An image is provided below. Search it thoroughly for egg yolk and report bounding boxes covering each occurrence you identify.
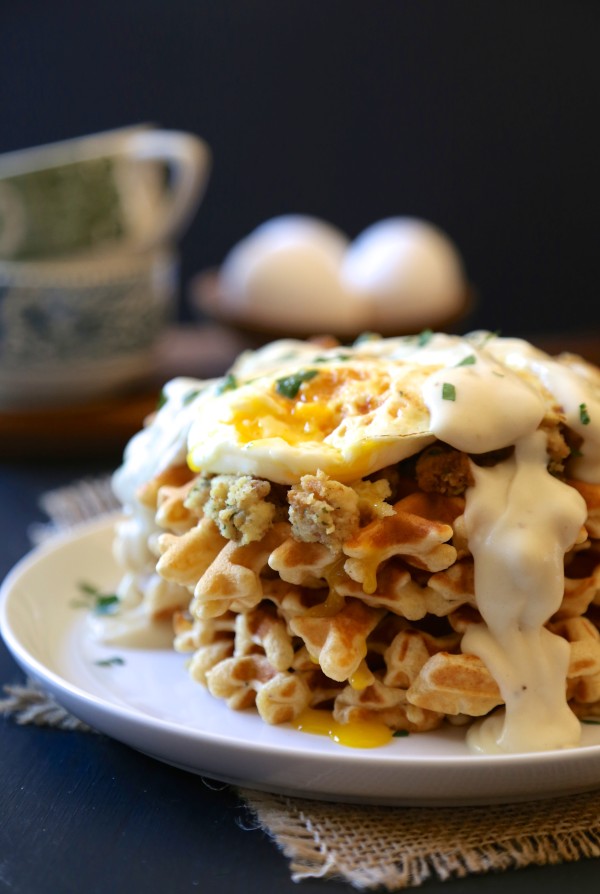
[230,393,338,444]
[348,660,373,691]
[292,708,393,748]
[229,366,389,447]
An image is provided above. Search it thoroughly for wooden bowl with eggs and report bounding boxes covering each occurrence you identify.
[190,215,475,345]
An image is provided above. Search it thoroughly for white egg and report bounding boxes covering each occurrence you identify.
[218,215,367,333]
[340,217,466,328]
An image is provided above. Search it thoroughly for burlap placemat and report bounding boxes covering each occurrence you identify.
[2,477,600,891]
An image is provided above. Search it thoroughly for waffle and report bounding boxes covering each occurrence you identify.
[190,522,291,618]
[342,493,459,593]
[136,464,196,510]
[234,603,295,672]
[333,677,444,733]
[288,598,384,682]
[205,654,278,710]
[156,516,227,588]
[268,537,336,587]
[407,616,600,718]
[406,652,503,717]
[568,480,600,538]
[155,476,200,534]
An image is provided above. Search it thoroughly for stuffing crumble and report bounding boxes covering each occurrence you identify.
[416,445,474,496]
[189,474,276,544]
[288,470,360,549]
[183,477,212,516]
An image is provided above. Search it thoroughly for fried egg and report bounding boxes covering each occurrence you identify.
[186,334,493,485]
[187,358,438,484]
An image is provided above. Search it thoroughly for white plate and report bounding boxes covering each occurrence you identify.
[2,515,600,806]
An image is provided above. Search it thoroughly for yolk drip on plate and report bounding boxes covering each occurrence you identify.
[292,708,394,749]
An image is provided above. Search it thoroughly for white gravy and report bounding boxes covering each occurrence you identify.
[423,345,590,753]
[462,432,585,752]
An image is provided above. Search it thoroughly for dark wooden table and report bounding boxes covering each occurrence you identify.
[1,327,600,893]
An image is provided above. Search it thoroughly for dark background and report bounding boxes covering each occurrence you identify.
[2,0,599,337]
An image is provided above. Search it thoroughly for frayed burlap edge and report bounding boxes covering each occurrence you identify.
[240,787,600,890]
[28,474,117,545]
[0,679,93,732]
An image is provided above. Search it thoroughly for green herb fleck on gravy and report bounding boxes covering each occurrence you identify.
[579,403,591,426]
[442,382,456,401]
[183,388,203,405]
[456,354,476,367]
[216,373,238,395]
[475,330,501,348]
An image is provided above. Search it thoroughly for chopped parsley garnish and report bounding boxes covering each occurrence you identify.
[76,582,120,615]
[275,369,319,398]
[94,656,125,667]
[393,729,410,737]
[313,353,351,363]
[456,354,476,367]
[579,403,591,426]
[417,329,434,346]
[475,330,501,347]
[216,373,238,395]
[442,382,456,401]
[156,389,168,410]
[582,718,600,724]
[183,388,203,405]
[94,594,120,615]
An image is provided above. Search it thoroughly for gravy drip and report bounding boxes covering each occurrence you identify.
[463,431,585,753]
[423,349,588,754]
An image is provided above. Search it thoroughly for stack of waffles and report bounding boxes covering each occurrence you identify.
[114,457,600,736]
